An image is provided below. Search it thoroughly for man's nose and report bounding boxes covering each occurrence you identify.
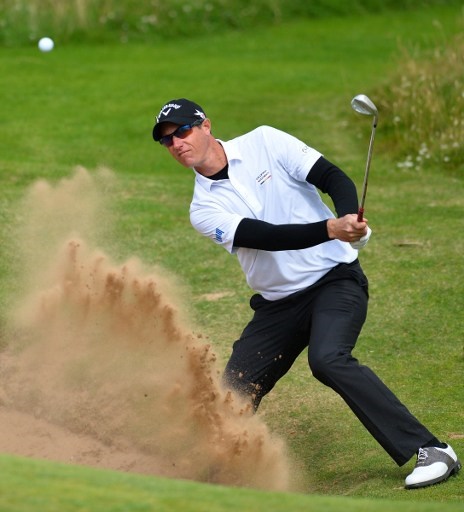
[172,135,184,148]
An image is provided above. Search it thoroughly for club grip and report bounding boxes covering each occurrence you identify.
[357,207,364,223]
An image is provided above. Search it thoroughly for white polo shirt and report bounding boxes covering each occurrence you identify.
[190,125,358,300]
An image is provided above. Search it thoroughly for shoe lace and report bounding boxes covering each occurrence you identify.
[417,447,429,462]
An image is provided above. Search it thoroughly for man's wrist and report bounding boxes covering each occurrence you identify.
[326,219,336,239]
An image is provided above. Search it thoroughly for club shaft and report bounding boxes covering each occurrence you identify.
[357,117,377,222]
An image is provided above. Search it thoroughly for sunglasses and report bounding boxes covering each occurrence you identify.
[159,119,204,147]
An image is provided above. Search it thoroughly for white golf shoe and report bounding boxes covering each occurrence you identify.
[405,444,461,489]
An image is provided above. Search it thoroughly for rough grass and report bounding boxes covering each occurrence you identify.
[375,31,464,174]
[1,0,462,46]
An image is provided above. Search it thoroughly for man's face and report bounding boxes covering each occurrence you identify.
[159,119,212,169]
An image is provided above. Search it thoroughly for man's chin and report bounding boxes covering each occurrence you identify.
[175,153,193,167]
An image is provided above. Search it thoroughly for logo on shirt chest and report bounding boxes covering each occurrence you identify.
[256,169,272,185]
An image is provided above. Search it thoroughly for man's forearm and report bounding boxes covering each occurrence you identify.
[233,218,330,251]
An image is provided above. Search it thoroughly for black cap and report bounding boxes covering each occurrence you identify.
[152,99,206,141]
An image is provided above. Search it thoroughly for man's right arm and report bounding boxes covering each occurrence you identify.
[233,218,330,251]
[233,156,367,250]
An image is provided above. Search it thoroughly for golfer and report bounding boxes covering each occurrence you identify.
[152,98,460,489]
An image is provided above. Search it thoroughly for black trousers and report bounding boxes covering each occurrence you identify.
[224,261,434,466]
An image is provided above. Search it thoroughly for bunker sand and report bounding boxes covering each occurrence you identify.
[0,168,294,491]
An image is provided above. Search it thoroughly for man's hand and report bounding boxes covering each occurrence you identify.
[327,214,368,243]
[350,226,372,250]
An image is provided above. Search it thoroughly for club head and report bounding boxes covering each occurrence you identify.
[351,94,378,117]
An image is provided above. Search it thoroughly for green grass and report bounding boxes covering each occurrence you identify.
[1,0,461,46]
[374,31,464,173]
[1,454,463,512]
[0,3,463,510]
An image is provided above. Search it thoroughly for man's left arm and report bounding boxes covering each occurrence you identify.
[305,156,358,217]
[307,156,372,248]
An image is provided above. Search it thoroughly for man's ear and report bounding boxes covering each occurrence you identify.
[202,118,212,134]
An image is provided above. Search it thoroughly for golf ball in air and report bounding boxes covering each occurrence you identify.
[38,37,54,52]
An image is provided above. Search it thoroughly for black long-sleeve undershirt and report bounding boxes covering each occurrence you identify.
[307,156,358,218]
[230,156,358,251]
[234,218,330,251]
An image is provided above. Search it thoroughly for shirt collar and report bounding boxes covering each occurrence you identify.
[220,138,242,163]
[193,138,242,191]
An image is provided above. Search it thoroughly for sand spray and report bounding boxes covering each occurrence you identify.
[0,168,295,491]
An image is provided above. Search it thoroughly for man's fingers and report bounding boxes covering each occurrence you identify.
[328,216,369,242]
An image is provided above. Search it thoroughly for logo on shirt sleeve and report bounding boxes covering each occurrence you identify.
[215,228,224,243]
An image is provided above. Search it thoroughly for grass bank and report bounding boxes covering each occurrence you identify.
[1,454,463,512]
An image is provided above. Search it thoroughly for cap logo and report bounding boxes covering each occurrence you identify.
[194,109,206,120]
[156,103,182,122]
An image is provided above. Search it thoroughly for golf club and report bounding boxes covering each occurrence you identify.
[351,94,378,222]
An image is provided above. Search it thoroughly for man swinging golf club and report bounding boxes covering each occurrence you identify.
[151,97,461,489]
